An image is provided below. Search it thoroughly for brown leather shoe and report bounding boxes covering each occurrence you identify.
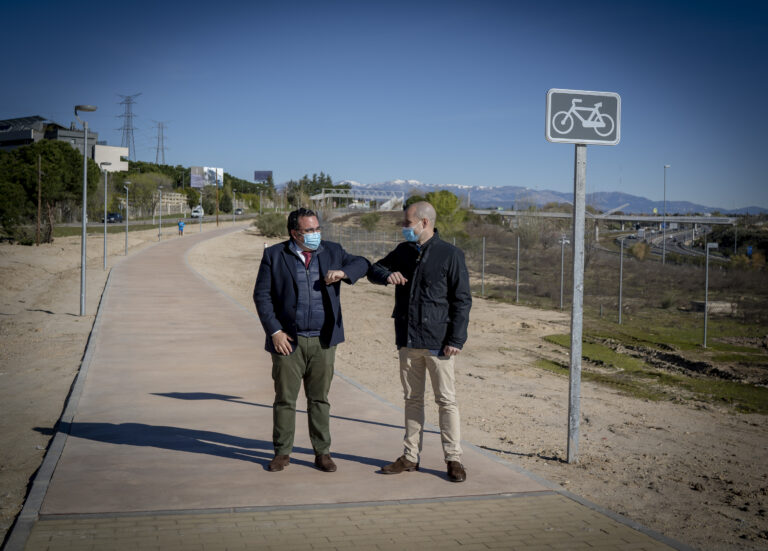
[314,454,337,472]
[268,454,290,472]
[447,461,466,482]
[381,455,419,474]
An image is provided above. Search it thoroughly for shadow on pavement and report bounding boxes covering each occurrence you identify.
[37,422,413,472]
[150,391,438,434]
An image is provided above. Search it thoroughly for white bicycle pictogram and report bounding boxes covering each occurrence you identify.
[552,99,615,137]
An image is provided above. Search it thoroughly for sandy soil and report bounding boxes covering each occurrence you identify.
[2,224,767,550]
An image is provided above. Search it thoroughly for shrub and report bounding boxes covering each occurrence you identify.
[360,212,380,232]
[254,213,287,237]
[631,242,650,260]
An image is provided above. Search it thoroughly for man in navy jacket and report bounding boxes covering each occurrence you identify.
[254,208,369,473]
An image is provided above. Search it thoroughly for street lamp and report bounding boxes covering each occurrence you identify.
[100,161,111,270]
[124,181,131,255]
[158,186,164,241]
[662,164,670,265]
[703,242,718,348]
[74,104,97,316]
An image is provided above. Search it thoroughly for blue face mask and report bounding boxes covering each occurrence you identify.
[302,232,321,250]
[402,227,418,242]
[402,221,421,243]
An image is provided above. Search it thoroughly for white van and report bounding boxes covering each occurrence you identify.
[191,206,204,218]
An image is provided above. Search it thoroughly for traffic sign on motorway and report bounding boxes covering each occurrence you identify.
[546,89,621,145]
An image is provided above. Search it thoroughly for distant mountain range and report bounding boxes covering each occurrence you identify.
[335,179,766,215]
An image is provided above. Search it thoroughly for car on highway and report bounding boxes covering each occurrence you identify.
[234,208,244,215]
[102,212,123,223]
[191,206,204,218]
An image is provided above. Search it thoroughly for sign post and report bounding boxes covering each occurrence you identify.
[546,89,621,463]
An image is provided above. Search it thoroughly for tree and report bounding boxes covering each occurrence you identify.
[185,187,200,208]
[219,189,233,213]
[405,194,426,208]
[424,189,466,237]
[0,140,99,243]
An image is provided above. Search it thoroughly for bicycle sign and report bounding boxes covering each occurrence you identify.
[546,89,621,145]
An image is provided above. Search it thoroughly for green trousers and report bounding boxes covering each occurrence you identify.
[271,336,336,456]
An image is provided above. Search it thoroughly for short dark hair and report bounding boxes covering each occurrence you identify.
[287,207,317,233]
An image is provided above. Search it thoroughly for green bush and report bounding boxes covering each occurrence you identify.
[254,213,287,237]
[360,212,380,232]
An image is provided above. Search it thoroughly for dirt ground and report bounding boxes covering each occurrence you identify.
[2,225,767,550]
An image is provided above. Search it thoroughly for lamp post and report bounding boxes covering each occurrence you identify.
[703,242,718,348]
[124,181,131,255]
[100,162,111,270]
[233,190,236,225]
[75,104,97,316]
[662,164,670,265]
[158,186,163,241]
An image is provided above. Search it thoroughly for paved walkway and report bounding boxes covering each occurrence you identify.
[6,227,690,550]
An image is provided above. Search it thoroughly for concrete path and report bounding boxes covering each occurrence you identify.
[7,227,689,550]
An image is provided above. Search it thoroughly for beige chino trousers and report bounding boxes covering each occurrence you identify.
[398,347,463,463]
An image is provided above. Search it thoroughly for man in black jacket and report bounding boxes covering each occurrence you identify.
[254,208,369,473]
[367,201,472,482]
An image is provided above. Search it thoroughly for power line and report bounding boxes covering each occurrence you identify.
[154,121,168,165]
[117,93,141,161]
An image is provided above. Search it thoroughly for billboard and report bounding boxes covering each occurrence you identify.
[191,166,205,188]
[254,170,272,183]
[205,167,224,188]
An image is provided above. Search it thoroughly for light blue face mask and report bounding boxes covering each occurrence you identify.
[402,227,418,242]
[302,232,321,250]
[402,221,421,243]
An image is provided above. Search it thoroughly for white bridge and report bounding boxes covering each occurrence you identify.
[311,188,405,211]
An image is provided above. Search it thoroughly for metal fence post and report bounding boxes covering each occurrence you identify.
[618,238,624,324]
[481,236,486,297]
[516,235,520,303]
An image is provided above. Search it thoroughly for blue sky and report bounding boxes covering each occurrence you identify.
[2,0,767,209]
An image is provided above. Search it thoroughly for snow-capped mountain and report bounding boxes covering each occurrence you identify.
[335,180,765,215]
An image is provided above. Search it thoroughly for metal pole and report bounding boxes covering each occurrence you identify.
[80,121,88,316]
[662,164,670,265]
[516,235,520,303]
[103,168,108,269]
[567,143,587,464]
[734,224,737,254]
[37,155,41,246]
[618,238,624,324]
[481,236,486,297]
[158,188,163,241]
[124,186,129,255]
[560,236,565,310]
[233,191,236,225]
[704,246,710,348]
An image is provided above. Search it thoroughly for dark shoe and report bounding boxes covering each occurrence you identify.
[268,454,290,472]
[314,454,337,472]
[381,455,419,474]
[447,461,466,482]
